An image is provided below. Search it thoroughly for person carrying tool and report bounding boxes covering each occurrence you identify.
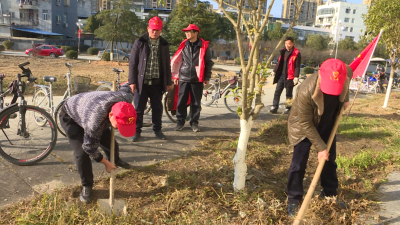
[59,84,136,203]
[285,58,350,216]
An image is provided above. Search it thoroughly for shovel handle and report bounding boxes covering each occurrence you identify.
[109,81,117,208]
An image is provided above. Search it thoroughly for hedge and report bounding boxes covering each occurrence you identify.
[234,57,241,65]
[303,66,315,74]
[87,47,98,55]
[101,52,110,61]
[2,41,14,50]
[61,46,72,52]
[65,50,78,59]
[0,45,5,52]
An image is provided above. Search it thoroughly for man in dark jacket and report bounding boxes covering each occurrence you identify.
[270,37,301,114]
[171,24,213,132]
[128,16,172,142]
[59,85,136,203]
[285,59,350,217]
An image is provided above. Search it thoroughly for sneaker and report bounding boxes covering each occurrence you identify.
[115,159,133,169]
[191,124,200,132]
[174,124,184,131]
[130,133,141,142]
[319,190,347,209]
[269,106,278,114]
[79,186,92,203]
[287,202,299,217]
[284,107,291,114]
[154,130,166,140]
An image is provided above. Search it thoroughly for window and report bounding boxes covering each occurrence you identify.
[344,18,350,22]
[64,0,70,6]
[43,10,48,20]
[343,27,348,31]
[56,0,61,6]
[11,12,15,18]
[56,15,61,24]
[353,9,356,14]
[345,36,354,40]
[351,18,355,23]
[345,8,351,13]
[63,12,67,23]
[152,0,157,8]
[350,27,353,32]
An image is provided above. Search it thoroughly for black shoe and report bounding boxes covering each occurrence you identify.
[174,123,184,131]
[269,106,278,114]
[287,202,299,217]
[191,124,200,132]
[79,186,92,203]
[154,130,166,140]
[319,190,347,209]
[130,133,141,142]
[284,107,291,114]
[115,159,133,169]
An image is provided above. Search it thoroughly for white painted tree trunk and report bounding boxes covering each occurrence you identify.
[383,73,394,108]
[233,117,254,191]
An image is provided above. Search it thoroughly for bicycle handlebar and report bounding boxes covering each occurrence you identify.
[18,62,30,68]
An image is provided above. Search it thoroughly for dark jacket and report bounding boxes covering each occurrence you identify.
[287,67,351,152]
[179,39,213,83]
[128,33,172,94]
[273,47,301,85]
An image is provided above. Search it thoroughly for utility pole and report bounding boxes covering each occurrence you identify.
[76,19,83,54]
[9,12,12,37]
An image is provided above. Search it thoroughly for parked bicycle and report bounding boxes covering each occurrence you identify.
[0,62,57,166]
[201,73,241,113]
[33,63,91,137]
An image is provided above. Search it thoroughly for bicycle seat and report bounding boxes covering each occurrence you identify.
[43,76,57,83]
[113,68,124,73]
[65,63,72,68]
[216,73,225,77]
[0,74,5,79]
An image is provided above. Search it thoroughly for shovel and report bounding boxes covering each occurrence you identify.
[98,81,127,216]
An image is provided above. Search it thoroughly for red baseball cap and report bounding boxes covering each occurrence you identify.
[111,102,137,137]
[319,58,347,96]
[182,24,200,32]
[148,16,163,30]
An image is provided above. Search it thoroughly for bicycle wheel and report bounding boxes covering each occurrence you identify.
[96,84,112,91]
[163,95,191,123]
[32,89,50,127]
[54,99,67,137]
[224,88,242,113]
[0,105,57,166]
[201,83,217,106]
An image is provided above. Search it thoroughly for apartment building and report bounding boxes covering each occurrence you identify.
[315,0,368,42]
[0,0,77,38]
[282,0,323,25]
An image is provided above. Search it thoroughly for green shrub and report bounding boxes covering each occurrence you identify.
[0,45,5,52]
[61,46,72,52]
[54,45,62,48]
[2,41,14,50]
[80,45,90,52]
[87,47,98,55]
[234,57,241,65]
[65,50,78,59]
[303,66,315,74]
[101,52,110,61]
[70,45,79,51]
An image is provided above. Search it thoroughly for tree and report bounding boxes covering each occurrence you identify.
[83,15,102,33]
[356,35,389,59]
[267,23,285,40]
[364,0,400,108]
[338,37,357,50]
[305,34,330,51]
[215,0,304,191]
[217,13,237,42]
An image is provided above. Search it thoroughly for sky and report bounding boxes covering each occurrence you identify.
[208,0,364,18]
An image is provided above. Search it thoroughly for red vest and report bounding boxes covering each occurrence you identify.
[277,47,299,80]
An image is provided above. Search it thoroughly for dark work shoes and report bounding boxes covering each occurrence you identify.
[287,202,299,217]
[270,106,278,114]
[191,124,200,132]
[130,133,141,142]
[174,124,184,131]
[80,186,92,203]
[115,159,133,169]
[154,130,166,140]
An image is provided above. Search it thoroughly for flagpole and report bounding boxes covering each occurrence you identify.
[344,29,384,121]
[335,20,342,59]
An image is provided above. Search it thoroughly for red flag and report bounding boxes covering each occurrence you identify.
[349,30,383,78]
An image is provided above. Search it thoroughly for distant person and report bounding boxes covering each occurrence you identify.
[128,16,172,142]
[59,85,136,203]
[171,24,213,132]
[286,59,350,217]
[270,37,301,114]
[377,66,386,92]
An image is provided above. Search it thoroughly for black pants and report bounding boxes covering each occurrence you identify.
[59,107,120,187]
[287,120,338,204]
[176,82,203,126]
[272,74,294,108]
[134,84,163,134]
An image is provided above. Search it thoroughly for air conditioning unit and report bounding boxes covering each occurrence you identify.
[64,23,68,28]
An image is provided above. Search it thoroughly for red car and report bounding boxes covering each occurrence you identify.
[25,45,64,58]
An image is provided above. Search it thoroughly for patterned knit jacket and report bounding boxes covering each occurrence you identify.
[64,86,134,162]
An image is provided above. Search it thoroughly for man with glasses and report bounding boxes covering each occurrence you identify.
[128,16,172,142]
[170,24,213,132]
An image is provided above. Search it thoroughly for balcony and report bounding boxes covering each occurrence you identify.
[19,0,39,9]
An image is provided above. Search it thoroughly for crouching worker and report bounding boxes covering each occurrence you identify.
[59,84,136,203]
[286,59,351,216]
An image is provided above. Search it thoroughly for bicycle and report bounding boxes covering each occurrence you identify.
[201,73,241,113]
[33,63,91,137]
[0,62,57,166]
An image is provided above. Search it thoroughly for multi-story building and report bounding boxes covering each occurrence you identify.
[0,0,77,38]
[363,0,371,5]
[133,0,178,21]
[315,0,368,42]
[282,0,323,25]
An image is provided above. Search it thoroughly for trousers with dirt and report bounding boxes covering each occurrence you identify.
[272,74,294,108]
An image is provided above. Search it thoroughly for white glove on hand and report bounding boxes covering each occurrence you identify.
[271,71,275,77]
[293,77,299,86]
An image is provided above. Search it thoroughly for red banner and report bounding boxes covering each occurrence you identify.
[78,29,81,38]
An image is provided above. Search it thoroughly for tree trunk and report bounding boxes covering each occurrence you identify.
[383,66,395,108]
[233,117,254,191]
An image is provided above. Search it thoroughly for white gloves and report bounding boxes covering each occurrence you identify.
[293,77,299,86]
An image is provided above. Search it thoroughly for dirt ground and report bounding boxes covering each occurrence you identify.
[0,55,237,95]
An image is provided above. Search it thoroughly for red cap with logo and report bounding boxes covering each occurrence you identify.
[148,16,163,30]
[182,24,200,32]
[111,102,137,137]
[319,58,347,96]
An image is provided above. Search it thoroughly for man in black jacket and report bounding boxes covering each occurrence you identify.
[171,24,213,132]
[128,16,172,142]
[270,37,301,114]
